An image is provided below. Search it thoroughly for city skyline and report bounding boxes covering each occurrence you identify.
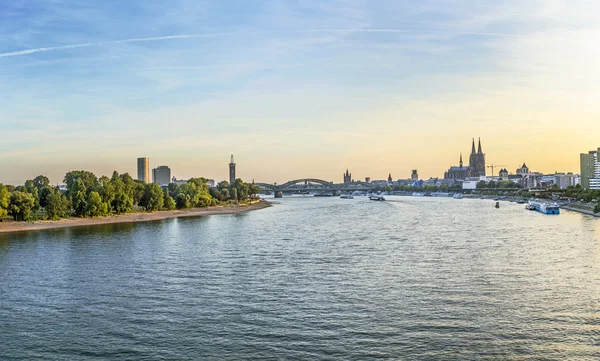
[2,1,598,184]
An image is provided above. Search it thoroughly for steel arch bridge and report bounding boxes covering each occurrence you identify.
[255,178,377,195]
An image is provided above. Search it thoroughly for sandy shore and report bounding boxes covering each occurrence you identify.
[0,200,271,234]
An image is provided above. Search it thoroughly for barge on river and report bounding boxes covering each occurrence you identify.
[528,200,560,215]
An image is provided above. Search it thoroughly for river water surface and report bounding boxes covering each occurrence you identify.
[2,196,600,360]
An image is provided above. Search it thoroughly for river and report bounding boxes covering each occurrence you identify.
[1,196,600,360]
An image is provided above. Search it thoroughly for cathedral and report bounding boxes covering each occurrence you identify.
[444,138,486,180]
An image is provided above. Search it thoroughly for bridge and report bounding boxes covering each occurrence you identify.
[254,178,377,198]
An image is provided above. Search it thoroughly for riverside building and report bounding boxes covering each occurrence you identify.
[580,148,600,190]
[153,166,171,186]
[137,157,150,183]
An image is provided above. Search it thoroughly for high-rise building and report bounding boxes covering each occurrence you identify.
[343,169,352,183]
[365,177,371,183]
[411,170,418,181]
[580,149,600,190]
[152,166,171,186]
[137,157,149,183]
[229,155,236,185]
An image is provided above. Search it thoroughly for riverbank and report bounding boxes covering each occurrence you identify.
[560,203,600,217]
[0,200,271,234]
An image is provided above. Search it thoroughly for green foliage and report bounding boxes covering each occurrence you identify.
[594,202,600,214]
[22,180,40,211]
[176,194,191,209]
[8,191,36,221]
[46,189,69,220]
[39,186,53,209]
[163,189,176,210]
[139,183,164,211]
[33,175,50,190]
[0,184,9,218]
[71,179,88,217]
[230,188,238,201]
[86,191,108,217]
[167,183,179,196]
[64,170,99,198]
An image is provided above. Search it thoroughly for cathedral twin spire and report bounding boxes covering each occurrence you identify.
[471,138,483,154]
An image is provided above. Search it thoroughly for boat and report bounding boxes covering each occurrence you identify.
[528,200,560,214]
[412,192,424,197]
[453,193,463,199]
[340,195,354,199]
[516,199,526,204]
[495,202,500,208]
[369,195,386,201]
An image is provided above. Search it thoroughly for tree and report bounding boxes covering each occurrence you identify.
[23,180,40,211]
[230,188,238,201]
[167,183,179,196]
[33,175,50,190]
[64,170,99,199]
[217,181,229,191]
[98,175,116,213]
[39,186,53,209]
[0,184,9,218]
[163,189,176,210]
[86,191,107,217]
[111,172,132,214]
[71,179,88,217]
[179,182,200,207]
[46,189,69,220]
[8,191,36,221]
[594,201,600,214]
[176,194,191,209]
[139,183,164,211]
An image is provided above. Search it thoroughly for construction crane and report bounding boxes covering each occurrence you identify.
[487,164,507,176]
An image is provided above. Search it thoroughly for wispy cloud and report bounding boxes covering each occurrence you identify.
[0,27,521,59]
[0,33,229,58]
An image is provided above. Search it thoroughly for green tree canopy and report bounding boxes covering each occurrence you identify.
[33,175,50,190]
[8,191,36,221]
[46,188,69,220]
[163,189,176,210]
[139,183,164,211]
[0,184,10,218]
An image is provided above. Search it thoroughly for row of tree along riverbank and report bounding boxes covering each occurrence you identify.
[0,171,260,222]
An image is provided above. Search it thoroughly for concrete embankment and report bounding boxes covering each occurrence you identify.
[560,205,600,217]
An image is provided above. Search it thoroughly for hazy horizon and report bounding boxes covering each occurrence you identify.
[2,0,598,185]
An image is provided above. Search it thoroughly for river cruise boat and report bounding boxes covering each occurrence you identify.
[528,200,560,214]
[369,195,386,201]
[453,193,463,199]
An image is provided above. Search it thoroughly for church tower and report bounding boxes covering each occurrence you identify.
[343,169,352,184]
[468,138,486,177]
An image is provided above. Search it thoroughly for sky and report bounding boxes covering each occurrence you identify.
[1,0,599,185]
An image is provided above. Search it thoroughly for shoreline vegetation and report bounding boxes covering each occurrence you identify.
[0,200,271,234]
[0,170,264,232]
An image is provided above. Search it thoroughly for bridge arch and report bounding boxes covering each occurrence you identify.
[254,182,278,191]
[278,178,335,190]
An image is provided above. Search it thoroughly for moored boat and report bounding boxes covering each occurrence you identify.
[340,195,354,199]
[369,195,386,201]
[453,193,463,199]
[528,200,560,214]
